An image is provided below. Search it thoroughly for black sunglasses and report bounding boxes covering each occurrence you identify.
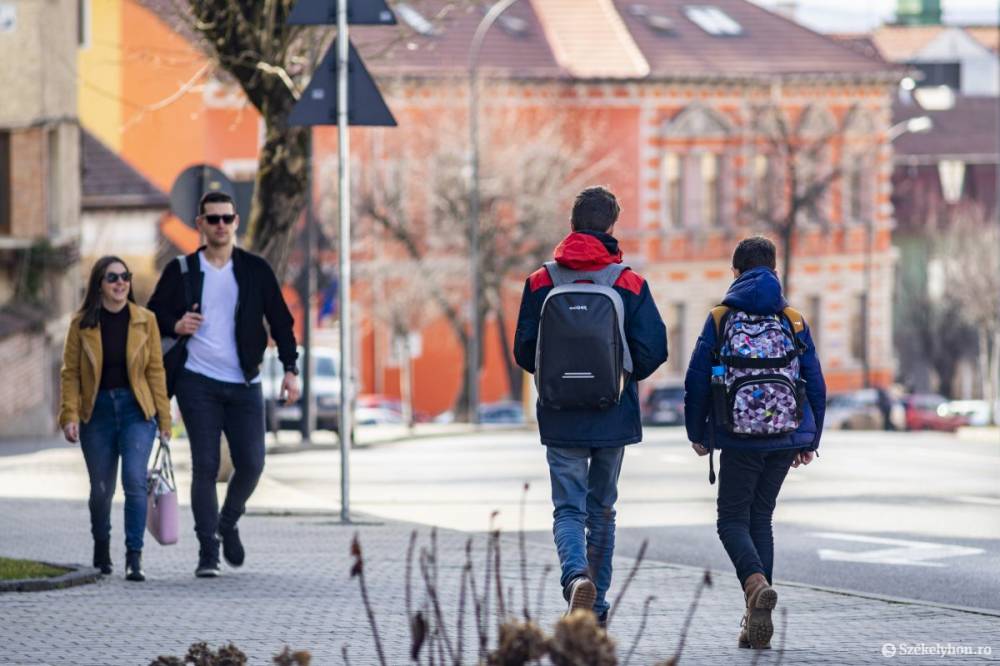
[203,214,236,225]
[105,271,132,284]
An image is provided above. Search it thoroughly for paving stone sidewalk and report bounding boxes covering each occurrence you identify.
[1,497,997,666]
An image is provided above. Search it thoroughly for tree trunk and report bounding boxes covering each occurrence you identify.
[247,120,311,279]
[453,304,487,421]
[779,216,795,297]
[494,293,522,401]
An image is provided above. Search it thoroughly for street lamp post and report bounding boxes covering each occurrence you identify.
[863,115,934,388]
[467,0,523,426]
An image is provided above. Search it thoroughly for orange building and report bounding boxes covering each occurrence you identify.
[78,0,900,417]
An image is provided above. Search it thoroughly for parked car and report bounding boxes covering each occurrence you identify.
[355,394,432,425]
[642,384,685,426]
[435,401,526,424]
[478,401,525,424]
[261,346,340,432]
[942,400,995,427]
[825,390,884,430]
[825,389,906,431]
[903,394,969,432]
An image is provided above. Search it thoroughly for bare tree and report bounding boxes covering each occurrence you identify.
[154,0,468,275]
[895,204,996,399]
[353,108,617,416]
[937,205,1000,407]
[744,105,851,296]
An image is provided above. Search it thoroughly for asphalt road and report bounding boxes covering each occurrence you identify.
[259,426,1000,612]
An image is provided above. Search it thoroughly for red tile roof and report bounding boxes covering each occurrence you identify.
[614,0,892,77]
[356,1,563,78]
[137,0,894,81]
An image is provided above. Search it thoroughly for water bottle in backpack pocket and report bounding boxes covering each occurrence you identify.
[535,262,633,410]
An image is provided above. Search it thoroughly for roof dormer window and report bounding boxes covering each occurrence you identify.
[629,4,677,34]
[683,5,743,36]
[396,3,440,37]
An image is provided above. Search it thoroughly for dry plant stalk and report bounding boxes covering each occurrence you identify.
[350,534,388,666]
[623,596,657,666]
[606,540,649,628]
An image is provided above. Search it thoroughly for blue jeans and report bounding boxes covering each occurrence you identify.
[716,447,798,586]
[546,445,625,617]
[79,389,156,552]
[175,369,265,550]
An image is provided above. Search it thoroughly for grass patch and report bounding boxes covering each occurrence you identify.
[0,557,68,580]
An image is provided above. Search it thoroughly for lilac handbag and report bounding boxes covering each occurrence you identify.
[146,438,179,546]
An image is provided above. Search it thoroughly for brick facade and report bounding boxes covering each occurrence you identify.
[0,332,51,437]
[350,76,897,412]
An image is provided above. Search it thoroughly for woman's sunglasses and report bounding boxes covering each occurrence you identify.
[105,271,132,284]
[204,214,236,225]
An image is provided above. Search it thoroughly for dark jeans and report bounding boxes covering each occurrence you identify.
[546,445,625,617]
[176,369,265,550]
[716,447,797,587]
[79,389,156,552]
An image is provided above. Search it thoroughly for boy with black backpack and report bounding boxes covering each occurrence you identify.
[513,187,668,624]
[684,236,826,649]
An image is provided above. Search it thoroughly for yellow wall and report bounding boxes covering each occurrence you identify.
[78,0,123,150]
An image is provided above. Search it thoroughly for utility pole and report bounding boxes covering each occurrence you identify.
[468,0,524,425]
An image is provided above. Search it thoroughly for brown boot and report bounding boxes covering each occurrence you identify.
[742,573,777,649]
[738,618,751,649]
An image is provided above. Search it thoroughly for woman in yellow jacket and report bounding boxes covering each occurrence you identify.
[59,256,171,582]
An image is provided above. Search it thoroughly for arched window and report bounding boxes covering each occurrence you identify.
[661,102,733,230]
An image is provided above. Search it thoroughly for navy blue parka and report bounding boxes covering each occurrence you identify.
[683,267,827,452]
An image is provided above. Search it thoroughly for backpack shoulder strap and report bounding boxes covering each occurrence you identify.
[710,305,730,338]
[710,305,731,360]
[592,263,629,287]
[782,306,806,335]
[176,255,196,310]
[543,261,629,288]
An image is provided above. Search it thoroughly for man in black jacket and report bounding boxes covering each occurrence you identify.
[148,191,299,577]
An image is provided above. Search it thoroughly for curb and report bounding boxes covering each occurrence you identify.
[0,563,101,593]
[266,424,531,455]
[632,558,1000,619]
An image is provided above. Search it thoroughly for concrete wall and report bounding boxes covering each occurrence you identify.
[0,0,80,439]
[0,0,78,127]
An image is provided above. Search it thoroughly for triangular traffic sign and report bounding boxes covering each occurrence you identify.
[287,0,396,25]
[289,38,397,127]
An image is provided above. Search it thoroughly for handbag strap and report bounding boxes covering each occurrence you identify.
[151,437,177,490]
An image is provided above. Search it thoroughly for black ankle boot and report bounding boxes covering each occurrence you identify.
[93,539,112,575]
[125,550,145,582]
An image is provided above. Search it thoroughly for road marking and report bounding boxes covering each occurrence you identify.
[812,532,985,567]
[955,495,1000,506]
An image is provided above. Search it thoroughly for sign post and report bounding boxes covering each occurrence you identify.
[288,0,397,523]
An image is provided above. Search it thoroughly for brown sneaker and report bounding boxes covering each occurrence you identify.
[743,573,777,649]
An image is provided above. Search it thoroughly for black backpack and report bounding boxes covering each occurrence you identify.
[535,262,633,410]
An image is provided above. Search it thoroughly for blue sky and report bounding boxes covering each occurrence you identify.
[751,0,999,32]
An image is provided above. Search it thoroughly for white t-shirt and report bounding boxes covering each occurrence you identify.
[185,252,260,384]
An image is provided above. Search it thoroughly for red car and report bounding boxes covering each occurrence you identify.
[903,394,968,432]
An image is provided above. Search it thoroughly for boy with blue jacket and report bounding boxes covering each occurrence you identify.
[514,187,668,623]
[685,236,826,649]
